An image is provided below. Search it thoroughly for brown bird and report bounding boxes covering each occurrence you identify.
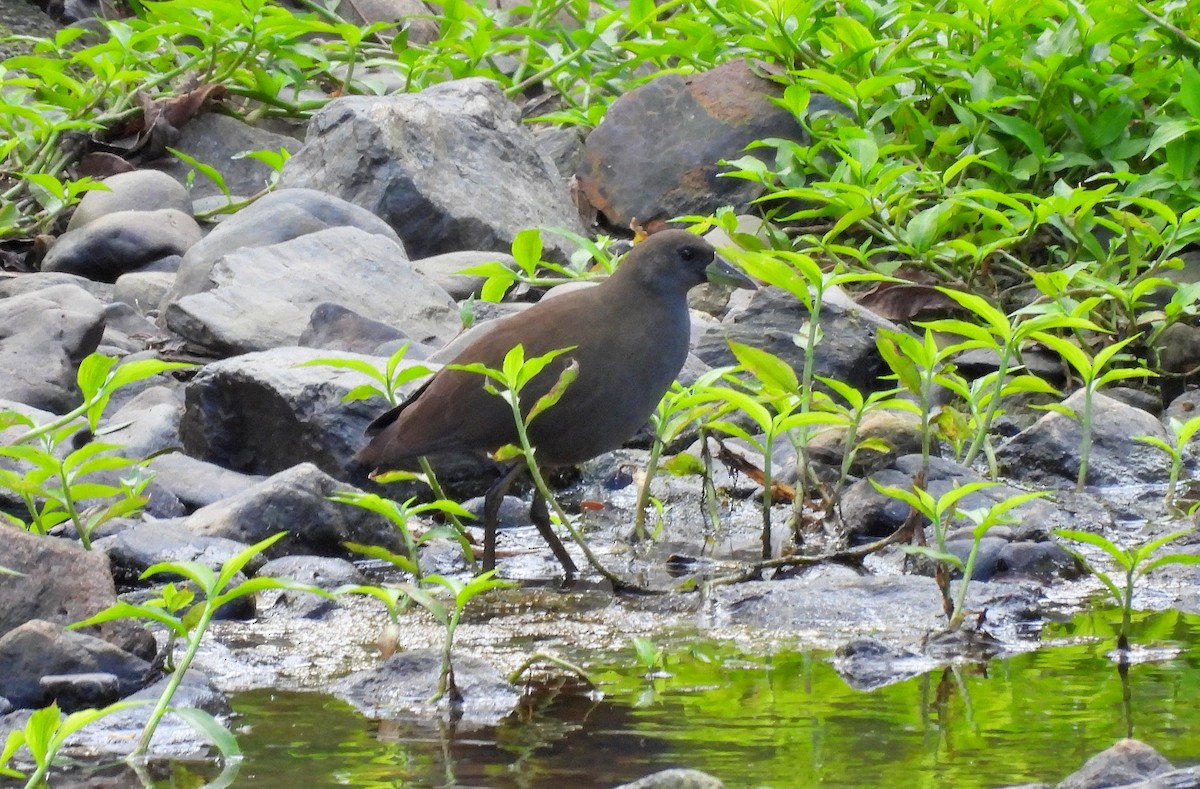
[356,229,754,574]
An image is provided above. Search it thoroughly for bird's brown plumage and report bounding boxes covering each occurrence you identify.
[356,229,744,471]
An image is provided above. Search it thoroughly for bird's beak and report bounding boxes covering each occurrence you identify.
[705,255,757,290]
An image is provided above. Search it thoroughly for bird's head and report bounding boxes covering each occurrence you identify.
[618,229,755,294]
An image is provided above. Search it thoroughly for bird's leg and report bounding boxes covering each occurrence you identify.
[482,462,527,571]
[529,481,579,576]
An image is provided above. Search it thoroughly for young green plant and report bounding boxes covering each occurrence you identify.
[0,701,154,789]
[873,480,1043,628]
[706,342,837,559]
[634,367,729,541]
[71,532,328,756]
[0,422,152,549]
[875,327,964,481]
[1030,333,1155,492]
[397,570,515,702]
[719,238,889,538]
[919,287,1096,469]
[1053,527,1200,651]
[332,485,477,575]
[458,228,604,302]
[1134,413,1200,508]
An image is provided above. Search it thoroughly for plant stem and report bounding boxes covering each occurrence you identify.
[633,436,664,541]
[1119,565,1134,652]
[133,605,215,756]
[1076,385,1094,493]
[417,456,474,564]
[505,388,639,590]
[507,652,595,687]
[963,345,1011,469]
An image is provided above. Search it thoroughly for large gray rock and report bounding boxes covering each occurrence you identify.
[714,570,1029,646]
[0,271,112,301]
[181,462,403,557]
[146,452,266,511]
[162,225,459,356]
[42,208,202,282]
[113,270,175,314]
[616,770,726,789]
[67,170,193,231]
[56,669,230,758]
[96,518,264,585]
[996,390,1172,487]
[578,60,827,232]
[299,302,413,356]
[0,283,106,412]
[1058,739,1174,789]
[0,620,151,710]
[179,346,423,478]
[164,187,405,304]
[335,648,519,725]
[155,112,301,203]
[99,301,172,357]
[280,80,583,261]
[99,385,185,460]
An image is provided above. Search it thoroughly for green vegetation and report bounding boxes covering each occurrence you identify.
[0,354,193,545]
[71,531,327,756]
[873,479,1045,627]
[1053,527,1200,652]
[7,0,1200,779]
[0,701,146,789]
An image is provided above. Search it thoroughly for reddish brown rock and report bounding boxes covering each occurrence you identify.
[577,60,837,232]
[0,529,155,660]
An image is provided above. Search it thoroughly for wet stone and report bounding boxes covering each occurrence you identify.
[40,672,121,712]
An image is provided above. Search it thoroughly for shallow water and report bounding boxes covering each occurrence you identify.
[223,608,1200,788]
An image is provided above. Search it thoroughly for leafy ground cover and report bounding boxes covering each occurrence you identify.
[4,0,1200,779]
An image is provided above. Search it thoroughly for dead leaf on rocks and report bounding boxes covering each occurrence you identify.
[91,83,227,165]
[76,152,136,179]
[714,439,795,502]
[856,282,964,323]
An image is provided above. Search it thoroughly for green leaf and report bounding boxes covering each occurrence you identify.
[69,600,188,637]
[901,544,964,570]
[905,204,943,253]
[342,383,387,403]
[1141,552,1200,575]
[23,704,61,766]
[76,353,118,402]
[1145,118,1195,158]
[511,228,543,270]
[1053,528,1133,570]
[662,453,704,476]
[144,560,216,592]
[727,341,799,394]
[296,357,385,378]
[1179,60,1200,120]
[172,707,241,758]
[215,531,288,591]
[527,358,579,424]
[400,583,448,624]
[984,112,1048,159]
[167,147,229,197]
[344,541,420,574]
[632,636,660,667]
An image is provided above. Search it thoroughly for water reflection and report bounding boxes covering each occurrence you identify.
[224,609,1199,788]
